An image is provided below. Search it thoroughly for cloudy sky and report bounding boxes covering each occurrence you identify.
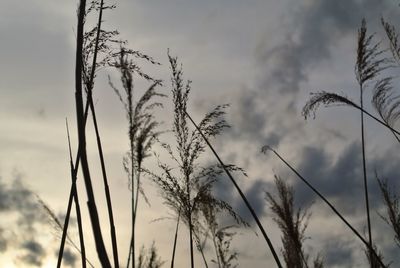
[1,0,400,267]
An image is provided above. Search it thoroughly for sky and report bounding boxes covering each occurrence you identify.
[1,0,400,267]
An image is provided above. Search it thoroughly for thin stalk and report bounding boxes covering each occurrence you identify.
[211,231,221,268]
[266,147,387,268]
[185,112,283,268]
[360,85,373,263]
[171,209,181,268]
[85,0,120,266]
[74,0,111,266]
[187,175,195,268]
[133,163,142,227]
[130,130,135,268]
[57,89,90,268]
[126,165,142,268]
[194,231,210,268]
[131,163,142,267]
[66,120,86,268]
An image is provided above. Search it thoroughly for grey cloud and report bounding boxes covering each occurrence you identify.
[0,228,7,252]
[213,172,271,225]
[0,172,66,263]
[226,0,394,149]
[323,240,354,266]
[235,180,270,223]
[18,239,46,266]
[62,248,78,267]
[291,141,400,215]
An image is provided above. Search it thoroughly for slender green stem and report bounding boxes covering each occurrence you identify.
[185,111,283,268]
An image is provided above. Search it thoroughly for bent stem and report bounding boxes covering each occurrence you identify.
[185,111,283,268]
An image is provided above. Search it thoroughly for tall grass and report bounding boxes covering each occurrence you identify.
[263,146,388,267]
[145,52,251,268]
[302,19,391,265]
[49,2,400,267]
[73,0,111,266]
[377,175,400,248]
[266,175,323,268]
[109,46,163,268]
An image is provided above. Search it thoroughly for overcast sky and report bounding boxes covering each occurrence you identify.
[1,0,400,267]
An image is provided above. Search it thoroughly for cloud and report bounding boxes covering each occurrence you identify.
[0,228,7,252]
[323,240,355,266]
[290,141,400,215]
[18,239,46,266]
[62,248,78,267]
[223,0,395,151]
[0,172,73,265]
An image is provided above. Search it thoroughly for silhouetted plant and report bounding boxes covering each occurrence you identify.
[36,195,95,268]
[263,146,387,268]
[109,46,164,268]
[66,120,86,268]
[302,19,391,263]
[145,52,248,268]
[211,226,239,268]
[58,1,119,266]
[137,242,165,268]
[72,0,111,266]
[364,244,388,268]
[377,175,400,248]
[266,175,323,268]
[371,18,400,142]
[169,53,284,267]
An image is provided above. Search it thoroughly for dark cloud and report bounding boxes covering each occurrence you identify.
[0,228,7,252]
[213,172,272,225]
[62,248,78,267]
[0,172,67,264]
[225,0,396,149]
[18,240,46,266]
[235,180,270,223]
[291,141,400,215]
[323,240,354,266]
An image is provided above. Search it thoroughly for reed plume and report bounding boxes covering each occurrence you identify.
[302,19,391,264]
[266,175,323,268]
[377,175,400,248]
[109,46,164,268]
[263,146,387,268]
